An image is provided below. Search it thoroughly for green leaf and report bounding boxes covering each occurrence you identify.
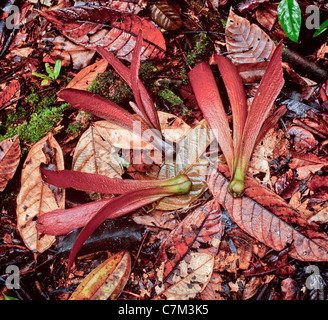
[41,79,51,86]
[32,72,51,80]
[45,63,54,78]
[277,0,301,43]
[314,18,328,37]
[53,59,62,79]
[2,293,19,300]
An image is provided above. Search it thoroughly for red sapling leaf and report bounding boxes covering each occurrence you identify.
[97,47,161,131]
[66,174,191,274]
[214,54,248,175]
[229,41,284,196]
[36,199,112,236]
[188,62,234,173]
[58,88,165,153]
[40,168,190,195]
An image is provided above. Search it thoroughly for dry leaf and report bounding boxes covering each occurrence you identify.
[157,200,223,280]
[62,58,108,92]
[16,134,65,252]
[226,10,276,64]
[69,251,131,300]
[44,35,96,69]
[0,135,21,192]
[154,120,215,210]
[92,112,190,151]
[154,252,214,300]
[72,123,124,182]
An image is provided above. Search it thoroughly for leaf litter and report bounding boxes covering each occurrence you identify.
[1,0,328,301]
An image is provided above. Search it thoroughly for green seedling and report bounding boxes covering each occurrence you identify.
[32,60,62,86]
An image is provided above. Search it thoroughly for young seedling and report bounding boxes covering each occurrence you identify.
[189,41,285,197]
[38,169,191,274]
[32,59,62,86]
[58,30,175,158]
[37,30,191,274]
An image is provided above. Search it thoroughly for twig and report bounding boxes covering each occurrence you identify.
[282,46,328,83]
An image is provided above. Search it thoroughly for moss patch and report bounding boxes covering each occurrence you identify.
[0,89,66,144]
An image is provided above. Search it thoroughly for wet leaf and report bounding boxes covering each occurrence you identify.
[0,135,20,192]
[157,199,223,280]
[281,277,298,300]
[69,250,131,300]
[72,122,124,182]
[16,134,65,252]
[255,3,278,31]
[288,126,316,153]
[154,252,214,300]
[0,80,20,110]
[207,162,328,262]
[277,0,301,43]
[40,6,166,62]
[225,10,276,64]
[153,120,215,210]
[62,58,108,93]
[99,0,147,14]
[57,218,144,257]
[148,1,182,31]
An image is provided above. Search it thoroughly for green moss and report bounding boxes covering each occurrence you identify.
[66,121,83,135]
[0,90,66,144]
[87,71,133,105]
[139,61,157,81]
[186,33,209,68]
[158,88,192,120]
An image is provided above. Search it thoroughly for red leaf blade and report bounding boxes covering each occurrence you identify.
[188,62,234,173]
[66,177,191,274]
[214,54,248,174]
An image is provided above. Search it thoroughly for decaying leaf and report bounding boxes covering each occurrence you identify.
[72,123,124,183]
[40,6,166,62]
[225,10,276,64]
[0,135,21,192]
[207,162,328,262]
[87,0,148,14]
[0,80,20,110]
[43,34,96,69]
[153,119,215,210]
[62,58,108,92]
[69,250,131,300]
[157,199,223,281]
[288,126,316,153]
[154,252,214,300]
[16,134,65,252]
[91,112,190,151]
